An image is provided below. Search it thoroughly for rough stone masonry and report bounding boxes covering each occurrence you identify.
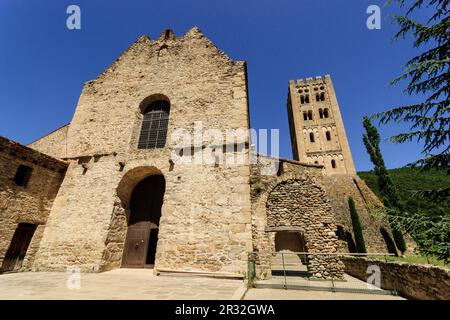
[0,27,397,279]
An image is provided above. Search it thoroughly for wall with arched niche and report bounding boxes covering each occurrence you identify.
[251,159,344,279]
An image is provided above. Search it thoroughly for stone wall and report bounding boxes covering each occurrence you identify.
[251,156,396,256]
[323,174,397,254]
[250,155,344,279]
[0,136,67,270]
[34,27,253,276]
[342,256,450,300]
[28,124,70,159]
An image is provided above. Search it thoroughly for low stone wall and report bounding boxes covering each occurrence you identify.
[342,256,450,300]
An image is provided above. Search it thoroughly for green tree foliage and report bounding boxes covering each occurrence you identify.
[375,0,449,181]
[371,0,449,261]
[358,168,450,218]
[348,197,367,253]
[362,117,407,253]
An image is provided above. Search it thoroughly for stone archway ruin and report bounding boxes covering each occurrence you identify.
[251,172,344,279]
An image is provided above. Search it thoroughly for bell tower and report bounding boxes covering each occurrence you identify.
[287,75,356,176]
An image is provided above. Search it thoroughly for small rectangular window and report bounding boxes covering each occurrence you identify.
[13,165,32,187]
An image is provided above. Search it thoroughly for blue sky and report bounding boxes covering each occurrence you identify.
[0,0,430,171]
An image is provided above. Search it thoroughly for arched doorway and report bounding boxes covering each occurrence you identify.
[121,174,165,268]
[274,231,308,271]
[380,227,398,256]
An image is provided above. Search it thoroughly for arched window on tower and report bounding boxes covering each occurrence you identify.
[326,131,331,141]
[309,132,315,143]
[320,92,326,101]
[138,100,170,149]
[307,110,313,120]
[323,108,330,118]
[331,159,337,168]
[319,108,324,119]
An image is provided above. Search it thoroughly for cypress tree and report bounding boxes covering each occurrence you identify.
[348,196,367,253]
[363,117,407,254]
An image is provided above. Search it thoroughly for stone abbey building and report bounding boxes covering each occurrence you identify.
[0,28,398,279]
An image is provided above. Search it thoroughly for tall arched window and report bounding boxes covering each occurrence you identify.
[331,159,337,168]
[138,100,170,149]
[309,132,315,143]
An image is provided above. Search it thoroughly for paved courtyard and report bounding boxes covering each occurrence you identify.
[0,269,244,300]
[0,269,404,300]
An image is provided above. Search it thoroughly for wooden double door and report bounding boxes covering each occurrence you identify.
[122,222,159,268]
[120,174,164,269]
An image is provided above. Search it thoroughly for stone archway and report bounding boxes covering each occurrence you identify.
[121,174,165,268]
[251,172,344,279]
[100,166,165,271]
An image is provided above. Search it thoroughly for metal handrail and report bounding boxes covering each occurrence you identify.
[267,252,396,256]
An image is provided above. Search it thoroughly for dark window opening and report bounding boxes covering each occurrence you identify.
[345,231,357,253]
[138,100,170,149]
[13,165,32,187]
[320,92,326,101]
[307,110,313,120]
[380,228,398,256]
[305,95,310,104]
[309,132,315,143]
[319,108,324,119]
[300,96,305,104]
[316,93,320,102]
[326,131,331,141]
[324,108,330,118]
[303,112,308,121]
[331,159,337,168]
[336,225,346,241]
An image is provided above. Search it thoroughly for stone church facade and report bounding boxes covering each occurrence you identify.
[0,28,397,279]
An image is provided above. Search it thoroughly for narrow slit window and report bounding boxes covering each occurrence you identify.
[331,159,337,168]
[320,92,326,101]
[319,108,324,119]
[303,112,308,121]
[324,108,330,118]
[307,110,313,120]
[326,131,331,141]
[309,132,315,143]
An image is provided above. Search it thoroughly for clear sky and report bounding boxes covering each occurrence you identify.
[0,0,430,171]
